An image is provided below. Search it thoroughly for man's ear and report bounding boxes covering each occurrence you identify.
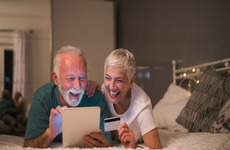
[52,71,58,85]
[129,76,136,88]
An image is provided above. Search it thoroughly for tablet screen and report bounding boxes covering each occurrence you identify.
[62,107,100,148]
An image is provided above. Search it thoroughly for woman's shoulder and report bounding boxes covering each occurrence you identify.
[131,83,152,106]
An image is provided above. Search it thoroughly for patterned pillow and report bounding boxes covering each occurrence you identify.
[211,98,230,133]
[176,69,230,132]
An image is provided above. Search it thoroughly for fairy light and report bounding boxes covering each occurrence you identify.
[192,68,195,72]
[183,73,186,77]
[197,80,199,84]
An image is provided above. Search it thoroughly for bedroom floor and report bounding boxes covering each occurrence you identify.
[0,120,26,137]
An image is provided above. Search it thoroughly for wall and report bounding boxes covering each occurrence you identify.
[112,0,230,106]
[52,0,115,84]
[0,0,52,104]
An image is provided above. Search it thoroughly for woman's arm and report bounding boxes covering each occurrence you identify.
[143,128,162,149]
[85,80,102,98]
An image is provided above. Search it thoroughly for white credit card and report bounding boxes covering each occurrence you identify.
[104,116,120,132]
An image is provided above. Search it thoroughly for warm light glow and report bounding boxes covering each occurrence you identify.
[186,91,191,97]
[197,80,199,83]
[192,68,195,72]
[183,73,186,77]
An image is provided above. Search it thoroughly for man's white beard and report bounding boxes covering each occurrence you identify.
[58,79,85,107]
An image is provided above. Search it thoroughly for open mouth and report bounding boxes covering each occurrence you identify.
[109,90,120,97]
[70,92,79,98]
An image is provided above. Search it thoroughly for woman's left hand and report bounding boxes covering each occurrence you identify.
[86,80,101,98]
[118,122,136,149]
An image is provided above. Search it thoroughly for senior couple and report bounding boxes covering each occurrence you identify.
[23,46,162,149]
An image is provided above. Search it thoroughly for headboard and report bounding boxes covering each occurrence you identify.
[172,58,230,93]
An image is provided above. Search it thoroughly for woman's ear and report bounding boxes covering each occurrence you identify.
[52,71,58,85]
[129,76,136,88]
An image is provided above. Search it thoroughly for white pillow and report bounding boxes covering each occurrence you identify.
[153,83,190,133]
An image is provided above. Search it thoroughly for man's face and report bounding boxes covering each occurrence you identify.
[57,54,87,107]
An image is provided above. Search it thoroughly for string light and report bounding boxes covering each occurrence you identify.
[192,68,195,72]
[183,73,186,77]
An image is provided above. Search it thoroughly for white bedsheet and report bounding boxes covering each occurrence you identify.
[0,129,230,150]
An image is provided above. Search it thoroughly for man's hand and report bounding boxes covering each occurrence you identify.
[48,106,67,139]
[24,105,67,148]
[118,122,136,149]
[86,80,101,98]
[83,129,108,148]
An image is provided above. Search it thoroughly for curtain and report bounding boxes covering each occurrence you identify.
[13,30,30,99]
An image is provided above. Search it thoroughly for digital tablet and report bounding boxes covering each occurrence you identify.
[62,106,100,148]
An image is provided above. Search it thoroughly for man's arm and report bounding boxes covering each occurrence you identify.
[24,128,55,148]
[24,106,65,148]
[83,129,109,148]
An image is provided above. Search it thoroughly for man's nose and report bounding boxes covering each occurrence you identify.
[73,78,81,90]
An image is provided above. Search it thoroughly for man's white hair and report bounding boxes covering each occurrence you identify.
[53,46,87,77]
[104,48,136,81]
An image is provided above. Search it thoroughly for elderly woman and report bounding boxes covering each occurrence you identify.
[84,49,162,149]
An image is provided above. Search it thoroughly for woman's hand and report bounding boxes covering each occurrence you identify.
[86,80,101,98]
[118,122,136,149]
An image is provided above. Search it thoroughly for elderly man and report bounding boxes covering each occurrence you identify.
[23,46,111,148]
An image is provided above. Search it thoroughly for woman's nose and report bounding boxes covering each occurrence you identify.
[109,81,116,90]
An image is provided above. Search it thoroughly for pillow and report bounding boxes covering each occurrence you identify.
[211,98,230,133]
[153,83,190,133]
[176,69,230,132]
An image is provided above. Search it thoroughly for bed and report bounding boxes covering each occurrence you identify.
[1,58,230,150]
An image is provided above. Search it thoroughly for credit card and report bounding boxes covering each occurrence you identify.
[104,116,120,132]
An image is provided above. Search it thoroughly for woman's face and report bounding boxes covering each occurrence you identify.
[104,66,135,105]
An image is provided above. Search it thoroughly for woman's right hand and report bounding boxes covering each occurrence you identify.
[118,122,136,149]
[85,80,101,98]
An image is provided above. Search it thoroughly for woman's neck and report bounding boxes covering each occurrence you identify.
[113,89,131,114]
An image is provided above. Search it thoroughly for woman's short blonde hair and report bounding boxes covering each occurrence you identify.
[104,48,136,81]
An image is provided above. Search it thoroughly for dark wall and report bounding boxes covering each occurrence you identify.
[112,0,230,106]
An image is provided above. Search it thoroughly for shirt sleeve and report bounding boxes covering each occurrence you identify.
[137,104,157,136]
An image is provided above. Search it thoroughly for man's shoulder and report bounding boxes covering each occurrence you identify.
[93,90,104,98]
[33,82,57,100]
[81,90,106,107]
[36,82,56,93]
[90,90,106,102]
